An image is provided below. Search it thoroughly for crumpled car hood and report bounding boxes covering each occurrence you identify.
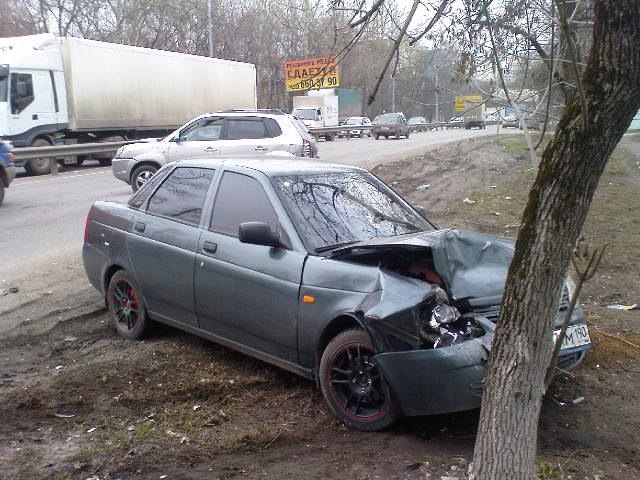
[328,228,515,302]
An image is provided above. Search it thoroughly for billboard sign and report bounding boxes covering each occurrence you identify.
[455,95,483,112]
[284,57,339,92]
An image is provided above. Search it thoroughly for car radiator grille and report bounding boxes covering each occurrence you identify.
[470,287,571,323]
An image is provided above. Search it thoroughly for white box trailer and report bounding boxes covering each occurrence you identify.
[0,34,257,174]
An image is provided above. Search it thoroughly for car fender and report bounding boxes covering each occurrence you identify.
[127,151,167,178]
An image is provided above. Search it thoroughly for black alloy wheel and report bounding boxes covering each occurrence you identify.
[107,270,150,340]
[319,329,397,431]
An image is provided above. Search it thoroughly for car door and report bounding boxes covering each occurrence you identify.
[216,116,283,156]
[194,169,305,363]
[127,166,216,327]
[166,116,224,161]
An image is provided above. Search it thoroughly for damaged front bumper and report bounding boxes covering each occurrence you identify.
[374,322,493,416]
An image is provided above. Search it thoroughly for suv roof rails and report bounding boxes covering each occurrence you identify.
[219,109,286,115]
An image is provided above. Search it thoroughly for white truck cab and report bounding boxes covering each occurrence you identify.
[0,35,69,151]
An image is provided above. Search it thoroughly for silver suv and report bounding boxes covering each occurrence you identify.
[112,110,319,191]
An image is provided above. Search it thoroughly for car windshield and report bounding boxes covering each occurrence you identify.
[374,114,398,124]
[344,118,362,125]
[273,171,432,252]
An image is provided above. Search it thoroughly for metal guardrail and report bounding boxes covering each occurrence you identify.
[11,120,504,168]
[12,140,137,163]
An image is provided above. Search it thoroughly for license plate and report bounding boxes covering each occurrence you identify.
[554,324,591,351]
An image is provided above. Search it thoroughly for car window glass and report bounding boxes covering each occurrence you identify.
[225,118,269,139]
[128,167,171,209]
[211,171,278,236]
[147,167,215,225]
[181,117,223,141]
[274,172,431,251]
[10,73,34,114]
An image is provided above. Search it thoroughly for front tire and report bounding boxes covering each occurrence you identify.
[107,270,150,340]
[24,138,53,175]
[319,329,398,431]
[131,164,158,192]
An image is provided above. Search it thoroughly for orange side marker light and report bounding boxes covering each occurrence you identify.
[302,295,315,304]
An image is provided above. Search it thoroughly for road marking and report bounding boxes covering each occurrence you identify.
[13,169,111,187]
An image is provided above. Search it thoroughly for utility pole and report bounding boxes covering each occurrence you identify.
[207,0,214,57]
[434,67,439,123]
[391,75,396,112]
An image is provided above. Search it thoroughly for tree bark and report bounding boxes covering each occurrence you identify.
[471,0,640,478]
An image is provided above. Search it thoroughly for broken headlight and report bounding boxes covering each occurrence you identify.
[420,287,475,348]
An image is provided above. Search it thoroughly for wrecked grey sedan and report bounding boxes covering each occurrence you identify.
[83,158,591,431]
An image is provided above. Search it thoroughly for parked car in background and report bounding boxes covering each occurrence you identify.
[502,115,519,128]
[338,117,373,138]
[372,113,410,139]
[0,140,17,206]
[446,116,464,128]
[84,157,590,431]
[111,110,318,191]
[407,116,428,132]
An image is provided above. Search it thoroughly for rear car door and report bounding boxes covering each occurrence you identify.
[166,116,224,161]
[194,169,305,363]
[217,116,285,156]
[127,166,215,327]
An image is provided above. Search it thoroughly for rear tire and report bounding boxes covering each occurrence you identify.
[319,329,398,431]
[0,178,5,206]
[107,270,150,340]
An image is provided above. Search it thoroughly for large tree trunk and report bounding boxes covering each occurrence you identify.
[471,0,640,478]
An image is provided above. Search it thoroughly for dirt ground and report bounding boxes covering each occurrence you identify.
[1,134,638,480]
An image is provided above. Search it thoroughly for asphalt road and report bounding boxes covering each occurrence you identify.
[0,127,501,273]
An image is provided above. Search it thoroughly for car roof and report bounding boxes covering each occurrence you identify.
[172,156,367,177]
[187,111,287,122]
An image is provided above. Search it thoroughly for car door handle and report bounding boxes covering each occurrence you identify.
[203,241,217,254]
[204,147,218,152]
[254,146,268,151]
[32,114,39,120]
[134,222,146,233]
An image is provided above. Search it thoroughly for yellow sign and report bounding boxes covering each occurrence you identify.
[455,95,483,111]
[284,57,339,92]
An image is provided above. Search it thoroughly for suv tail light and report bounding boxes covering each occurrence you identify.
[302,139,311,157]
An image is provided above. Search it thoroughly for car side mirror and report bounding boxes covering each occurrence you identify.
[239,222,281,248]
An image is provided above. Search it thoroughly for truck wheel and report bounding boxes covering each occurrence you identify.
[94,135,125,164]
[326,134,335,142]
[24,138,53,176]
[319,329,398,431]
[405,131,410,139]
[131,165,158,192]
[375,134,380,140]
